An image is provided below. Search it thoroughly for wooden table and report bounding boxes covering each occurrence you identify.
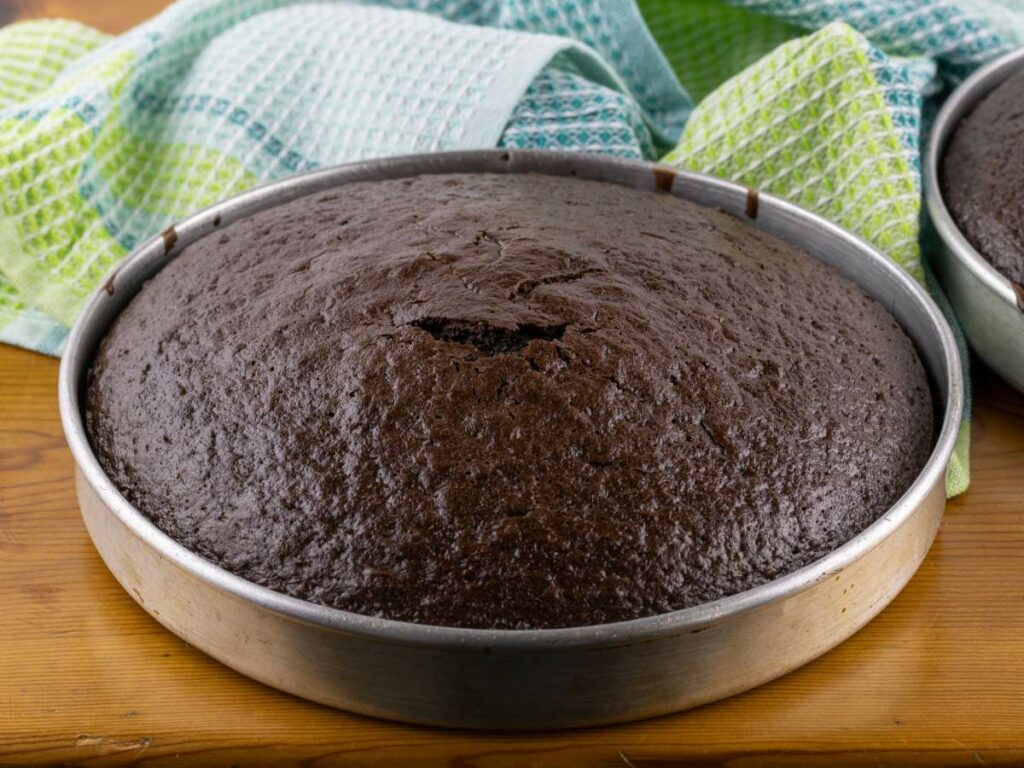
[2,2,1023,765]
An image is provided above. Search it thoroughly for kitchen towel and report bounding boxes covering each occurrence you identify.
[4,0,1019,493]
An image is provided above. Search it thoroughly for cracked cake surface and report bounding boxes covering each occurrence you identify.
[86,172,934,629]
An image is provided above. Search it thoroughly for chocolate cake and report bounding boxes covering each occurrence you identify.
[943,68,1024,285]
[85,172,934,629]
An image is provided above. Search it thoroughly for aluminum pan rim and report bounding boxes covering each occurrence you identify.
[924,46,1024,308]
[59,149,962,651]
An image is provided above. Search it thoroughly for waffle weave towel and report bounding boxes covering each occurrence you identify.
[4,0,1020,494]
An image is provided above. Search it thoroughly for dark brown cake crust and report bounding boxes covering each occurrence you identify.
[942,68,1024,285]
[86,173,934,629]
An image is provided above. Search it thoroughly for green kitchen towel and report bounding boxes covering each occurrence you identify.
[4,1,1017,495]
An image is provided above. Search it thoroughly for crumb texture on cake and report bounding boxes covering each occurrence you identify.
[943,68,1024,285]
[86,173,934,629]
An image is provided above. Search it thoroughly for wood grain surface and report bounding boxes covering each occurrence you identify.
[1,2,1023,765]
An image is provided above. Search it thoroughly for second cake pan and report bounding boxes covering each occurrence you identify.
[925,46,1024,393]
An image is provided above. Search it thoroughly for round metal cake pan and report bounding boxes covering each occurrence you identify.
[60,150,962,729]
[925,46,1024,393]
